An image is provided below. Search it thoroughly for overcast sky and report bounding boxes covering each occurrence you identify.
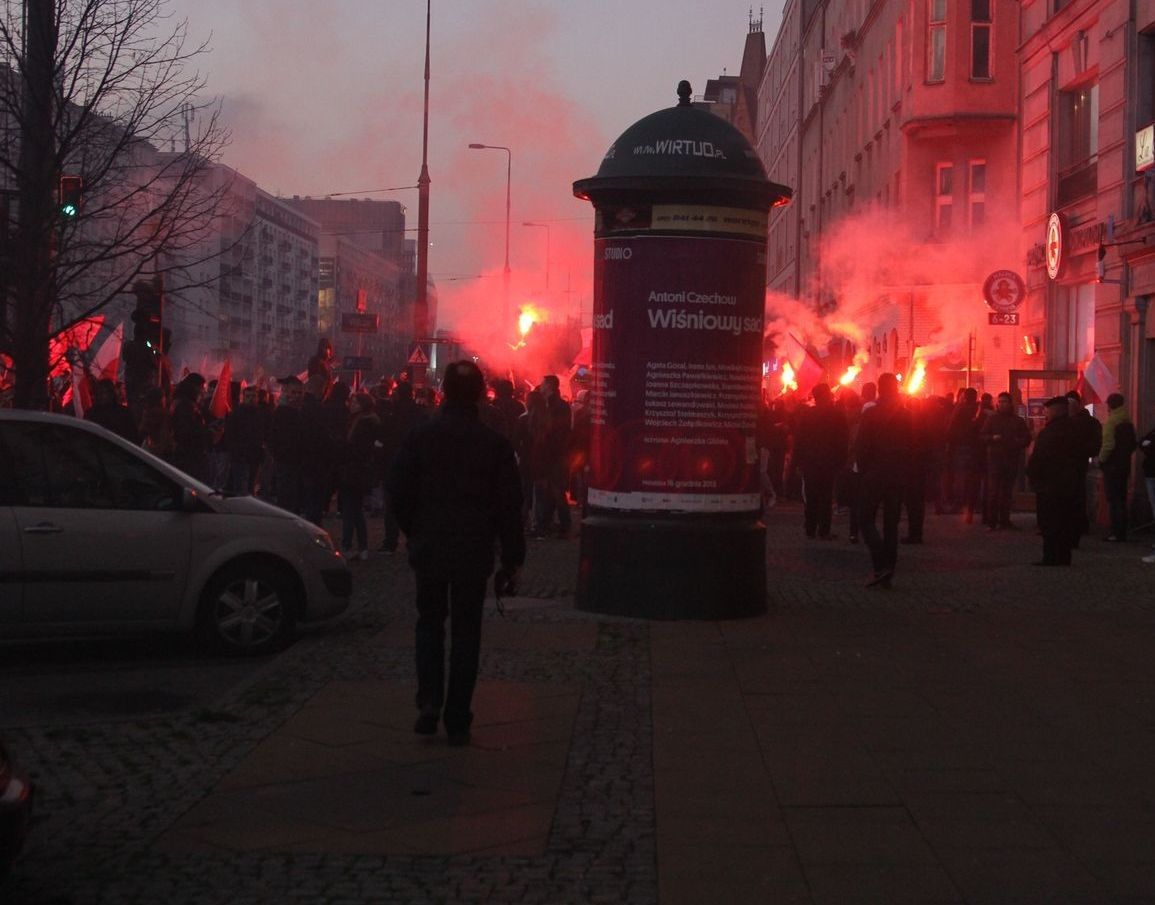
[167,0,785,324]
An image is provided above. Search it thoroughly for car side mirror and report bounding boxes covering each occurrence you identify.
[179,487,201,512]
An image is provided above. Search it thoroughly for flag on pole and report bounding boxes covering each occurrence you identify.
[69,361,91,417]
[780,332,825,396]
[92,323,124,383]
[209,359,232,420]
[1080,354,1117,405]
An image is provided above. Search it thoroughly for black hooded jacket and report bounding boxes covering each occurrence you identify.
[387,401,525,578]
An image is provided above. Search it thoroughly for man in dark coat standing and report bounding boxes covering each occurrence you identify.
[388,361,526,746]
[855,373,912,588]
[980,391,1031,530]
[793,383,849,539]
[1027,396,1082,565]
[1066,390,1102,545]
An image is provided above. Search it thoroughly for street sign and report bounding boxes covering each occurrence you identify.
[407,344,430,366]
[340,312,379,333]
[988,312,1019,326]
[982,269,1026,313]
[341,355,373,371]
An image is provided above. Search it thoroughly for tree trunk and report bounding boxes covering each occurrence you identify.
[12,0,57,410]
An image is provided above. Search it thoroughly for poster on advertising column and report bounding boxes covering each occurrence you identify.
[587,234,765,514]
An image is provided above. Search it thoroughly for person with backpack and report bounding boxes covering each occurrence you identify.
[1099,392,1138,542]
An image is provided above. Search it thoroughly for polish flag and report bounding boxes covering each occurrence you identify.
[69,361,92,417]
[209,359,232,420]
[780,332,826,397]
[91,323,124,382]
[1080,354,1117,405]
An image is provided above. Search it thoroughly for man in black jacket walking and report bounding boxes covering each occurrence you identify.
[388,361,526,746]
[856,373,912,587]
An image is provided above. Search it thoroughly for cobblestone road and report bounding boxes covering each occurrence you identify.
[2,501,1153,903]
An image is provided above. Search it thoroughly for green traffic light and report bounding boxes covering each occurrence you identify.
[61,203,78,217]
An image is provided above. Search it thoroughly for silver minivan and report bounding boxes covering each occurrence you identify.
[0,410,351,655]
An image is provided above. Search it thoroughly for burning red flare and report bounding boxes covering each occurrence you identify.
[780,361,798,394]
[905,360,927,395]
[509,303,546,351]
[838,365,861,387]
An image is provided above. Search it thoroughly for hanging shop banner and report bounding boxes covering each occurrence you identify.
[587,234,765,514]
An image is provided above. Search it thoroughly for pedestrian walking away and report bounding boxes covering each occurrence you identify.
[793,382,848,540]
[855,372,912,588]
[388,360,526,747]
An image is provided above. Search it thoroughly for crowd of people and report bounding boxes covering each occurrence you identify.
[759,377,1153,582]
[76,340,594,561]
[43,334,1155,581]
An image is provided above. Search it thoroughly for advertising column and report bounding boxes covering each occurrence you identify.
[588,208,767,515]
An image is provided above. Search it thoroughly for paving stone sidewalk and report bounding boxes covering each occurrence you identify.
[3,503,1154,904]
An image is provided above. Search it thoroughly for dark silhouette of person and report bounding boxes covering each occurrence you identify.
[378,381,428,553]
[1028,396,1083,565]
[388,360,525,746]
[1098,392,1137,541]
[168,373,209,481]
[855,373,912,588]
[793,382,849,539]
[980,391,1031,530]
[1066,390,1102,546]
[946,387,983,521]
[902,395,935,544]
[85,378,139,443]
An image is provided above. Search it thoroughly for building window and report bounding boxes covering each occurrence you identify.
[968,160,986,228]
[935,162,953,231]
[1054,283,1095,367]
[1056,84,1099,205]
[928,0,947,82]
[971,0,992,79]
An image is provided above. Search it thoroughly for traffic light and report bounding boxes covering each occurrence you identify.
[58,175,83,218]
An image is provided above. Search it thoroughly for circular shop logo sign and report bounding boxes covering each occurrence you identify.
[982,269,1026,313]
[1045,212,1065,280]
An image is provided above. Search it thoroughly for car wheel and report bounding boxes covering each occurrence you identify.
[197,563,299,656]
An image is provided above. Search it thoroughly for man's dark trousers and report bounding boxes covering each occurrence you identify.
[861,477,903,574]
[986,463,1018,527]
[1103,464,1130,540]
[803,469,836,537]
[904,465,927,541]
[415,572,488,733]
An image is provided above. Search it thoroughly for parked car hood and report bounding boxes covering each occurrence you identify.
[209,494,297,520]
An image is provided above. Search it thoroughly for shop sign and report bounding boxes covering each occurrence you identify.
[1137,123,1155,173]
[982,270,1026,313]
[1045,212,1065,280]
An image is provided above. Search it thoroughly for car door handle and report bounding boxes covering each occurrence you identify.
[24,523,64,534]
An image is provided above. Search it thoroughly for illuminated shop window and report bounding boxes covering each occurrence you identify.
[935,162,954,232]
[928,0,947,83]
[971,0,992,80]
[968,160,986,228]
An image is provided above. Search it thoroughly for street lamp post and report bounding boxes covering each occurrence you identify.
[415,0,432,349]
[467,143,512,327]
[522,221,550,291]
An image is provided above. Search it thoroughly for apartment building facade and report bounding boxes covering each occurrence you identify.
[760,0,1024,394]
